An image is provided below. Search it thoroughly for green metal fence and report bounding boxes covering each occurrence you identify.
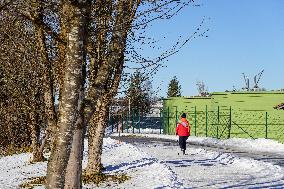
[162,106,284,143]
[109,111,163,134]
[109,106,284,143]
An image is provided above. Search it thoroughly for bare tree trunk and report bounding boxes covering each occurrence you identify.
[52,5,68,151]
[64,114,84,189]
[64,25,88,188]
[37,28,57,151]
[46,2,86,188]
[85,99,108,173]
[31,3,58,160]
[86,49,125,174]
[29,108,45,162]
[85,0,140,175]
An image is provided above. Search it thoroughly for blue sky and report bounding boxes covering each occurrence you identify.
[139,0,284,97]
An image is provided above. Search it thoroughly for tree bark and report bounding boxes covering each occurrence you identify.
[29,106,45,162]
[85,0,141,175]
[64,19,88,188]
[31,1,57,161]
[64,113,84,189]
[86,48,125,174]
[46,2,86,188]
[85,99,108,173]
[36,24,57,150]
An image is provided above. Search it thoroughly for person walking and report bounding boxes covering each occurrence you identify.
[176,113,190,155]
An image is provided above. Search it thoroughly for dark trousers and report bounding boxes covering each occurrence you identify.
[179,136,188,151]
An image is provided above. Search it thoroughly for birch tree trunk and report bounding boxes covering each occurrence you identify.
[64,26,88,189]
[46,2,86,188]
[85,99,108,173]
[64,108,85,189]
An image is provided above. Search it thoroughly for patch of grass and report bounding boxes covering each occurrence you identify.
[19,176,45,189]
[82,172,130,186]
[19,172,130,188]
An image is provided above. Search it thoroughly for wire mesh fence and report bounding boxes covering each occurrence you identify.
[108,111,163,134]
[108,106,284,143]
[162,106,284,143]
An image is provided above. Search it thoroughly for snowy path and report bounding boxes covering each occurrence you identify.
[1,134,284,188]
[187,141,284,168]
[111,135,284,189]
[111,136,284,167]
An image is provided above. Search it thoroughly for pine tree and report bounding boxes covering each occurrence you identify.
[167,76,182,97]
[126,71,152,114]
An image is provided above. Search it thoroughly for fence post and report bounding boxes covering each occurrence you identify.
[132,110,134,134]
[194,106,197,136]
[206,105,208,137]
[228,106,232,139]
[265,112,268,139]
[138,110,141,134]
[127,111,129,133]
[117,115,119,133]
[159,110,162,134]
[175,106,178,126]
[217,106,220,139]
[122,112,124,133]
[167,106,170,134]
[111,113,113,133]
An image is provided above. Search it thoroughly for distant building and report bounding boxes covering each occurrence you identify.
[147,100,163,117]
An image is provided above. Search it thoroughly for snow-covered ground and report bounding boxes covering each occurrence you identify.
[1,132,284,188]
[112,132,284,155]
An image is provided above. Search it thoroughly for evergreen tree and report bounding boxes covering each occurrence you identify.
[126,71,152,114]
[167,76,182,97]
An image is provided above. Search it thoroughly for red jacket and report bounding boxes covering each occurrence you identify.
[176,118,190,136]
